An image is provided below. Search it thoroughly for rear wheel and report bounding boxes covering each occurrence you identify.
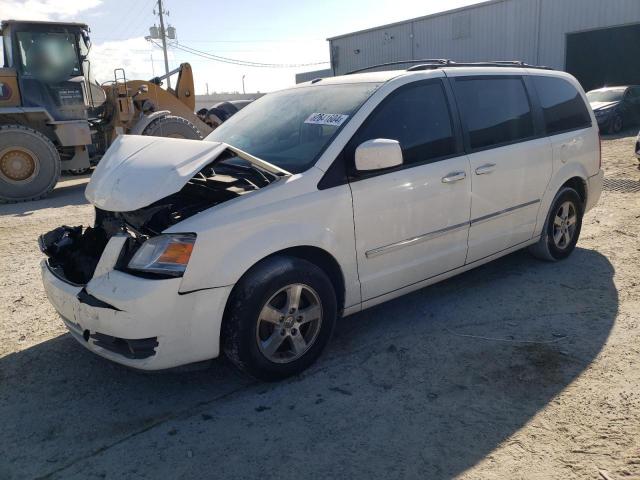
[222,255,337,381]
[142,115,203,140]
[0,125,61,203]
[528,187,583,261]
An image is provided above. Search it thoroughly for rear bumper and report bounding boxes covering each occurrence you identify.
[41,259,232,370]
[585,169,604,213]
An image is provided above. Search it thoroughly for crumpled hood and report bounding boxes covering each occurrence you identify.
[590,101,619,111]
[86,135,229,212]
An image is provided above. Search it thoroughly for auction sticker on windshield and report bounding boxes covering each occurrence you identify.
[304,113,349,127]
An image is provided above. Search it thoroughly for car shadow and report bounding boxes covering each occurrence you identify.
[0,176,89,217]
[0,247,617,479]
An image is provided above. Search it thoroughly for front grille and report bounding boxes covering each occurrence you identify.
[602,177,640,193]
[90,333,158,359]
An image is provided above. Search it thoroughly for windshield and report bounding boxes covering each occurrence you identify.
[587,88,625,103]
[206,83,381,173]
[17,31,81,83]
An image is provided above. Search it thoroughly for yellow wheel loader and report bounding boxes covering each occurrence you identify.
[0,20,212,203]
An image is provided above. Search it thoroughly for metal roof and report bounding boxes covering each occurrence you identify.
[1,19,89,29]
[327,0,507,41]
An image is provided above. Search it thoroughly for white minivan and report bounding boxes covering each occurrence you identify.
[40,62,603,380]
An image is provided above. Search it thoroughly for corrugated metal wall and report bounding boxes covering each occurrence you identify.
[328,0,640,75]
[538,0,640,69]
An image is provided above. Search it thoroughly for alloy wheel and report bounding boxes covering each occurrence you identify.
[552,201,577,249]
[256,283,323,363]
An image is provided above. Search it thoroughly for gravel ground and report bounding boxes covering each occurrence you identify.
[0,133,639,480]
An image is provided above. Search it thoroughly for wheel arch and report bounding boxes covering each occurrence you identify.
[534,168,589,238]
[225,245,346,317]
[0,111,59,144]
[560,176,587,206]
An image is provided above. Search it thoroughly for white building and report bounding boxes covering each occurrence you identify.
[314,0,640,91]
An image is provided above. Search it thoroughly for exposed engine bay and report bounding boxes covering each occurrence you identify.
[40,152,280,285]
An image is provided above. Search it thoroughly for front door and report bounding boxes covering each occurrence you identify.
[348,79,471,302]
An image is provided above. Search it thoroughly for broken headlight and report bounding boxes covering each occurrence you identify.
[127,234,196,277]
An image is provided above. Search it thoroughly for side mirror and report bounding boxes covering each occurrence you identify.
[355,139,403,172]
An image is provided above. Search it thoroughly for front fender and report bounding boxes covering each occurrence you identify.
[175,183,361,309]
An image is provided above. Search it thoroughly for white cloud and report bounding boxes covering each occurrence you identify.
[88,37,158,84]
[0,0,102,21]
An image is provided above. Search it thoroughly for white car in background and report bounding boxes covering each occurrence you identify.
[40,62,603,381]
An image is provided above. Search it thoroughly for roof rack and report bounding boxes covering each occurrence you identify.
[346,59,552,75]
[346,59,450,75]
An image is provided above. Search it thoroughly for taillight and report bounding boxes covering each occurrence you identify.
[598,132,602,169]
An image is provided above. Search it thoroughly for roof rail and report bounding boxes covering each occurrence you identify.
[345,59,553,75]
[408,60,553,71]
[345,59,450,75]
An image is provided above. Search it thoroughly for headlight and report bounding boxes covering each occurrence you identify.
[595,108,613,116]
[128,234,196,276]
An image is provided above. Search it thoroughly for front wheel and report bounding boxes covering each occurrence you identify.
[528,187,583,261]
[142,115,203,140]
[609,114,623,134]
[0,125,61,203]
[222,256,337,381]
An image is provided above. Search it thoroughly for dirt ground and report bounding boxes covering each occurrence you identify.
[0,133,639,480]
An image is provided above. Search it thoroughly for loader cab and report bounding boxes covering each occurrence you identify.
[1,20,90,120]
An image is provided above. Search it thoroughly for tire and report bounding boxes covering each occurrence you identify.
[142,115,203,140]
[528,187,584,261]
[222,255,337,381]
[609,114,623,134]
[0,124,61,203]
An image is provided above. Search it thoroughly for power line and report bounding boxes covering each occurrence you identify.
[155,40,328,68]
[111,0,156,41]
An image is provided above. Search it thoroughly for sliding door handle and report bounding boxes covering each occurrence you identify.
[475,163,496,175]
[441,171,467,183]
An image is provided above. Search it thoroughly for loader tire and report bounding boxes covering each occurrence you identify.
[0,124,61,203]
[142,115,203,140]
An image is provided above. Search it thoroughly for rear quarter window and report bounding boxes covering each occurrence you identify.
[532,76,591,135]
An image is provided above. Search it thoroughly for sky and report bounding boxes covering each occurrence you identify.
[0,0,486,94]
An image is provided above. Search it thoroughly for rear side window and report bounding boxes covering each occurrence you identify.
[532,76,591,135]
[454,77,534,151]
[353,81,456,165]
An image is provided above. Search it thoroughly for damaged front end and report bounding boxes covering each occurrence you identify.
[40,141,284,286]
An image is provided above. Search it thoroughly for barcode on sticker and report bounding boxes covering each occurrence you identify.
[304,113,349,127]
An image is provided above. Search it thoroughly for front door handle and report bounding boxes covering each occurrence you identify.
[441,171,466,183]
[475,163,496,175]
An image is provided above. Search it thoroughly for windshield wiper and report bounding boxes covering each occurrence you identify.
[224,143,291,177]
[215,160,278,185]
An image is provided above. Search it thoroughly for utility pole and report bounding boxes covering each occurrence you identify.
[242,75,246,94]
[157,0,171,89]
[146,4,176,87]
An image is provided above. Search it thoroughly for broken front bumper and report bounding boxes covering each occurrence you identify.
[41,252,233,370]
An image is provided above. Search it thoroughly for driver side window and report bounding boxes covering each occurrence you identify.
[351,80,457,167]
